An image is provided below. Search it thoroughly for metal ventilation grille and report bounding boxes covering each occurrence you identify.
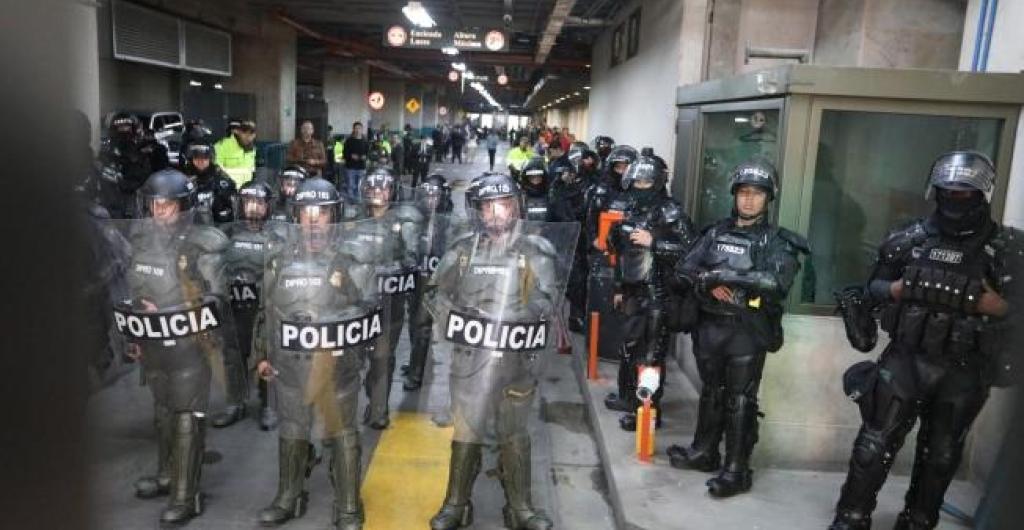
[112,0,181,68]
[183,22,231,75]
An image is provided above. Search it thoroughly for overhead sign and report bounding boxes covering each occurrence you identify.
[382,25,509,52]
[438,106,448,116]
[368,91,385,110]
[405,97,421,114]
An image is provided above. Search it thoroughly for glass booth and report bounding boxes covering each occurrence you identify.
[673,65,1024,315]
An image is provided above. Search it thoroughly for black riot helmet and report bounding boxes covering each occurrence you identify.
[137,168,196,219]
[109,112,141,143]
[926,150,996,232]
[551,157,580,186]
[291,176,342,224]
[729,158,779,201]
[605,145,638,173]
[419,173,453,213]
[593,135,615,158]
[621,154,668,191]
[360,167,397,207]
[465,172,522,235]
[237,179,274,222]
[925,150,995,201]
[277,164,308,200]
[521,156,549,195]
[185,141,214,161]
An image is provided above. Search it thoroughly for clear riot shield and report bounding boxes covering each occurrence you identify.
[258,218,389,442]
[90,213,236,527]
[422,217,580,443]
[991,226,1024,387]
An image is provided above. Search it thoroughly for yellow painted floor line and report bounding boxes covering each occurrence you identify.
[362,412,454,529]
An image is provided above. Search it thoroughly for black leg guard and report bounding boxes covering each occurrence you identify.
[160,412,205,525]
[707,394,757,498]
[330,432,364,530]
[430,442,482,530]
[135,410,173,499]
[832,425,912,528]
[668,382,724,472]
[258,438,313,526]
[499,435,553,530]
[604,343,638,413]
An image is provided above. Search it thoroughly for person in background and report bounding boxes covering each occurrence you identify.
[450,127,465,164]
[343,121,369,198]
[286,120,327,177]
[390,133,405,177]
[214,118,257,188]
[485,128,500,172]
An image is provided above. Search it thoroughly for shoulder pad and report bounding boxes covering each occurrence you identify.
[776,227,810,254]
[186,225,230,252]
[392,204,426,224]
[879,219,928,263]
[521,233,558,257]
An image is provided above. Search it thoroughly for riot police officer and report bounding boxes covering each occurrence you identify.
[98,112,170,217]
[521,156,552,222]
[425,173,573,530]
[667,159,808,498]
[829,151,1012,530]
[117,168,231,525]
[585,144,638,247]
[353,168,424,429]
[254,176,382,529]
[216,179,278,429]
[592,135,615,168]
[550,154,592,332]
[602,154,696,430]
[182,142,237,225]
[403,173,456,391]
[270,165,308,222]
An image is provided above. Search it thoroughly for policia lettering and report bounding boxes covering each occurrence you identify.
[279,309,384,350]
[114,302,221,340]
[444,310,547,352]
[377,270,417,294]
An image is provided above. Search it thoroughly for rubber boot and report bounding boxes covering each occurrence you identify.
[668,385,724,472]
[499,436,552,530]
[329,432,364,530]
[404,333,428,391]
[259,379,279,431]
[159,412,205,525]
[135,412,173,499]
[258,438,313,526]
[707,395,756,498]
[430,442,482,529]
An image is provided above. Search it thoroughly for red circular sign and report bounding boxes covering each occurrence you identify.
[484,30,506,52]
[497,74,508,86]
[368,91,385,110]
[448,71,459,82]
[438,106,448,116]
[386,25,408,47]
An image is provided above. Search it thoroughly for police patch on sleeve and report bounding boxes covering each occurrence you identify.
[445,310,547,352]
[114,301,222,340]
[279,308,384,351]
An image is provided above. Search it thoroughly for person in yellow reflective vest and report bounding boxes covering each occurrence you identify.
[506,135,534,179]
[214,119,257,187]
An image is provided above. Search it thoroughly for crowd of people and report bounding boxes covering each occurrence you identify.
[82,110,1014,530]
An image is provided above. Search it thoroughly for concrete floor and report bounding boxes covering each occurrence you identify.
[87,147,615,530]
[572,333,984,530]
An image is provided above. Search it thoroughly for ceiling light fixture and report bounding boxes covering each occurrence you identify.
[451,62,466,72]
[402,1,437,28]
[441,46,459,55]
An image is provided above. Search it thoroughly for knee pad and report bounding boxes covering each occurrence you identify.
[173,411,202,433]
[852,430,888,470]
[926,445,961,478]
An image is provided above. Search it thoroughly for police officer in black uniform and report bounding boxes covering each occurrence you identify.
[829,151,1012,530]
[550,153,592,332]
[601,154,696,430]
[584,145,638,248]
[270,165,308,223]
[520,156,553,222]
[182,142,237,225]
[667,159,808,498]
[403,173,455,391]
[99,112,170,217]
[592,135,615,168]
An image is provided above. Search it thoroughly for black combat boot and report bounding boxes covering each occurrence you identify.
[667,384,724,472]
[499,435,553,530]
[430,442,482,529]
[329,432,364,530]
[159,412,205,525]
[706,395,757,498]
[258,438,314,526]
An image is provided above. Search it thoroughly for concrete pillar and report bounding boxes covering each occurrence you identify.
[324,63,369,134]
[422,88,439,134]
[224,16,297,142]
[72,0,101,150]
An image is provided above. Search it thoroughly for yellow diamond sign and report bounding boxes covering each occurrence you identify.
[405,97,421,114]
